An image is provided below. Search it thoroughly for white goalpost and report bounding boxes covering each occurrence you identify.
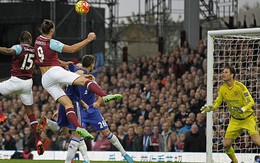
[207,28,260,163]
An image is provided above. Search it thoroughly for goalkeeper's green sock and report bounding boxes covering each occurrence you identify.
[225,146,238,163]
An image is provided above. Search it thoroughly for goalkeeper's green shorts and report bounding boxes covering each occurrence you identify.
[225,114,258,139]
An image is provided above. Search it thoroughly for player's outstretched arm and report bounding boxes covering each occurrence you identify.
[93,96,102,108]
[200,105,214,113]
[62,32,96,53]
[0,47,16,55]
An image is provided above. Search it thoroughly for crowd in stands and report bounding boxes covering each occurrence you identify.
[0,39,209,153]
[1,12,260,157]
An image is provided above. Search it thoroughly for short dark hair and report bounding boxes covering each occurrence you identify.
[40,19,54,34]
[19,31,32,44]
[225,65,236,78]
[82,55,96,68]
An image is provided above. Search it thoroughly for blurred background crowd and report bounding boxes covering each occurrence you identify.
[2,31,260,154]
[0,40,208,153]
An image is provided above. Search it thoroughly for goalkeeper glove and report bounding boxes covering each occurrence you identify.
[200,105,214,113]
[231,106,245,114]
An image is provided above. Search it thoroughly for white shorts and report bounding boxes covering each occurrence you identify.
[0,76,33,105]
[42,66,80,101]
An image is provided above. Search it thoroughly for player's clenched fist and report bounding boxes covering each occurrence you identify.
[200,105,214,113]
[87,32,96,41]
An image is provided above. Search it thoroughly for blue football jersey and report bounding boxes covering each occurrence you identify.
[57,64,108,131]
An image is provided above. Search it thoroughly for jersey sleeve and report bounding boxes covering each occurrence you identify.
[239,83,254,111]
[50,39,65,53]
[212,86,223,110]
[11,45,22,55]
[68,63,80,73]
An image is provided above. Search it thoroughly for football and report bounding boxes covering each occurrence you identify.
[75,0,90,15]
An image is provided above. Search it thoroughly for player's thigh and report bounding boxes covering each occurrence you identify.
[42,78,66,101]
[250,133,260,146]
[42,66,80,86]
[243,115,258,136]
[57,95,73,108]
[225,119,243,140]
[20,79,33,106]
[0,77,21,95]
[86,110,108,131]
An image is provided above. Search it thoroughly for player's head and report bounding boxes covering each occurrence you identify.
[82,55,96,72]
[222,65,236,81]
[40,19,55,35]
[19,31,32,45]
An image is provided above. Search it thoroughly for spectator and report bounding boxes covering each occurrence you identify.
[159,122,172,152]
[133,126,143,151]
[148,126,160,151]
[142,126,151,151]
[3,133,16,150]
[174,104,189,123]
[14,134,23,150]
[92,133,111,151]
[117,125,125,142]
[184,124,206,152]
[176,132,186,152]
[122,127,135,151]
[137,116,145,127]
[178,117,192,137]
[168,132,178,152]
[195,113,206,133]
[23,127,35,150]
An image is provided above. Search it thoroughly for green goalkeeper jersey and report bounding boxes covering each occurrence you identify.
[213,80,254,119]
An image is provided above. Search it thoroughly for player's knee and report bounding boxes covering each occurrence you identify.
[104,132,113,139]
[73,76,87,86]
[251,136,260,147]
[223,142,232,149]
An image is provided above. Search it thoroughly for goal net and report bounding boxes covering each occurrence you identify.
[207,28,260,163]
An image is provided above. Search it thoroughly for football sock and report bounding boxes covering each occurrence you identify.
[65,108,82,128]
[28,113,41,142]
[84,80,107,97]
[46,119,61,133]
[225,146,237,162]
[65,137,80,163]
[79,138,90,162]
[106,132,126,156]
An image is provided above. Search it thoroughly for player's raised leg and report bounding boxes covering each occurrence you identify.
[58,96,93,140]
[72,76,122,103]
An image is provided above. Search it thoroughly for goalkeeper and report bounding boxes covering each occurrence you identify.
[201,65,260,163]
